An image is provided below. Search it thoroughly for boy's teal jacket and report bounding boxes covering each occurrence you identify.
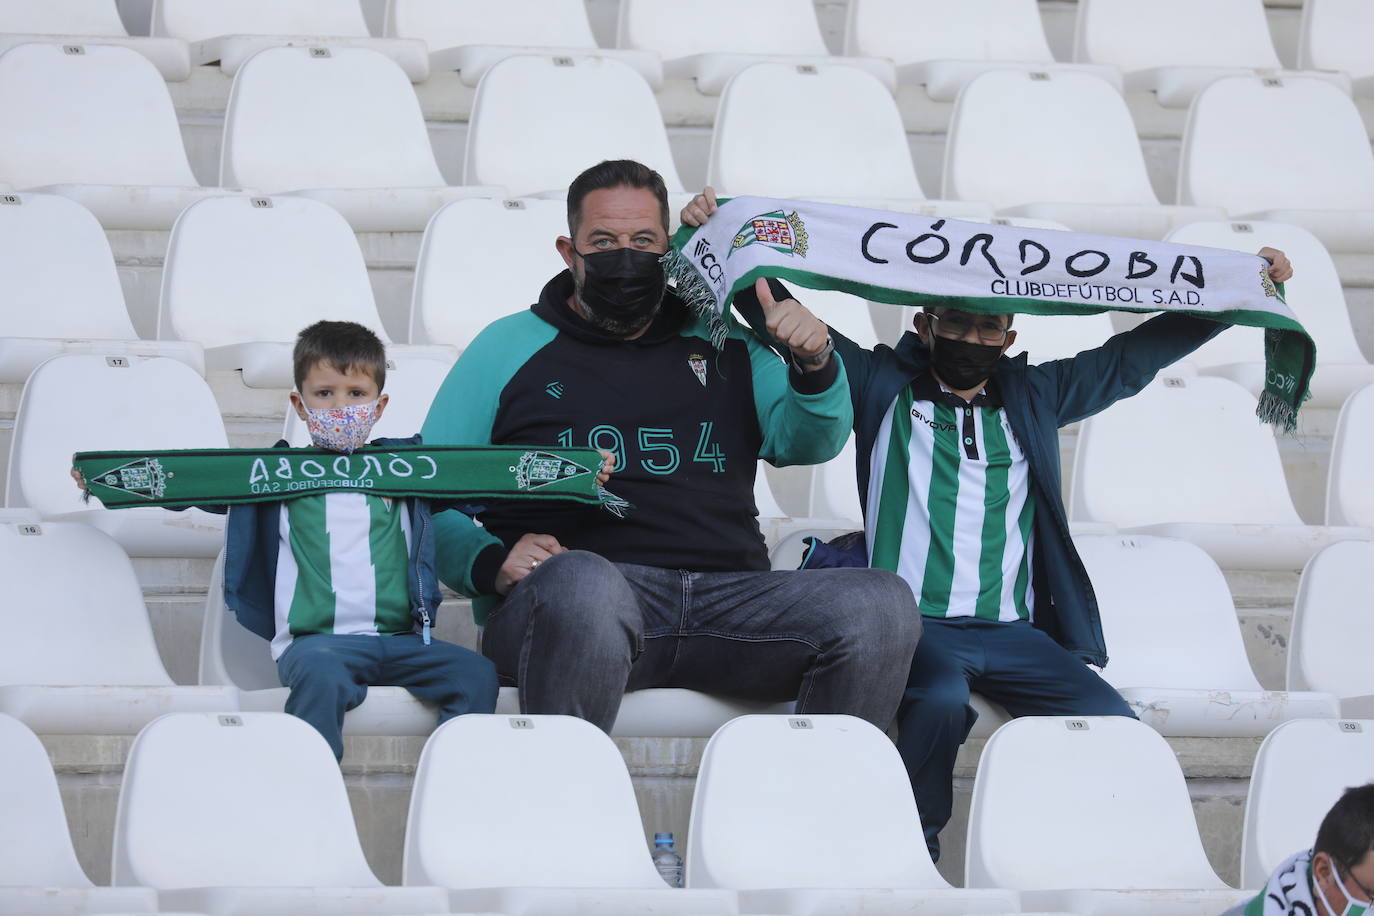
[205,435,449,641]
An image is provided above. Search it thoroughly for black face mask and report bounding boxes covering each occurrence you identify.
[928,334,1004,390]
[574,247,667,336]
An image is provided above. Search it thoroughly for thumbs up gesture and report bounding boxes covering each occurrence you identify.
[758,278,833,372]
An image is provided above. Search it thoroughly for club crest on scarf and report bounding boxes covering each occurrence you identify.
[511,450,592,491]
[304,401,379,454]
[730,210,809,259]
[91,457,168,500]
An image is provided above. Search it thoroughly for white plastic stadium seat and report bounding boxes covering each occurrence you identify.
[1178,76,1374,252]
[0,0,190,79]
[1289,541,1374,717]
[404,713,740,914]
[0,43,237,229]
[410,197,569,348]
[0,713,160,915]
[7,355,229,557]
[493,688,791,739]
[464,55,683,198]
[1076,534,1337,736]
[1299,0,1374,97]
[1073,0,1347,108]
[1240,717,1374,888]
[1070,375,1371,569]
[708,62,989,218]
[1328,385,1374,528]
[943,69,1224,239]
[158,195,454,387]
[113,712,449,915]
[0,513,238,733]
[0,192,203,381]
[617,0,894,95]
[151,0,428,80]
[844,0,1120,101]
[1165,221,1374,408]
[384,0,661,88]
[220,47,499,232]
[687,714,1020,914]
[199,552,445,737]
[966,716,1249,915]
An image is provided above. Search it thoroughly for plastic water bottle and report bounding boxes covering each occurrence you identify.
[652,832,683,887]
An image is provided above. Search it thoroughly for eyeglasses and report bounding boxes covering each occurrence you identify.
[926,312,1011,345]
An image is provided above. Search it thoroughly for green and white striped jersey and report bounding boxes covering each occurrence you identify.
[270,492,414,659]
[865,375,1036,621]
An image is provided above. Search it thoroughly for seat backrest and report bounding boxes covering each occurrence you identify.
[1005,311,1117,363]
[220,46,443,191]
[966,715,1226,889]
[942,68,1159,209]
[0,713,95,886]
[463,55,682,196]
[113,712,381,887]
[812,434,862,523]
[1299,0,1374,80]
[283,355,453,445]
[1328,386,1374,527]
[0,43,197,188]
[1240,717,1374,887]
[198,550,281,689]
[0,517,175,686]
[403,714,666,888]
[1075,534,1262,690]
[384,0,597,48]
[1074,0,1281,70]
[160,195,388,348]
[0,0,130,35]
[1070,374,1304,526]
[844,0,1054,64]
[151,0,370,42]
[1166,221,1367,369]
[8,355,229,516]
[410,197,568,347]
[708,62,922,199]
[616,0,829,58]
[1288,540,1374,697]
[0,192,137,339]
[1178,76,1374,213]
[686,714,944,889]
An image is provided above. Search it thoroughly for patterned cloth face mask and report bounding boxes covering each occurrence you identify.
[304,401,379,454]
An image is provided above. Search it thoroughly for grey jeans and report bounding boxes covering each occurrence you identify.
[480,549,922,733]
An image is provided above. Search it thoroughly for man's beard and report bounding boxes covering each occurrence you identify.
[573,278,662,337]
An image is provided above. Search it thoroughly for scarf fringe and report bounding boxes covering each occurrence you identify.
[1257,390,1303,435]
[663,248,730,350]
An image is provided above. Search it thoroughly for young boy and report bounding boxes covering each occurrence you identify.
[78,321,504,759]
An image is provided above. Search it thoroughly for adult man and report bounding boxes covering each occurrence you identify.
[1226,783,1374,916]
[421,160,920,733]
[681,189,1293,859]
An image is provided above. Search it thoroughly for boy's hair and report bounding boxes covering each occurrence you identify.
[292,321,387,393]
[1315,783,1374,870]
[567,159,670,238]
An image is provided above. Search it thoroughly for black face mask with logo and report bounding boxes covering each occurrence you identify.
[929,335,1004,390]
[574,247,667,335]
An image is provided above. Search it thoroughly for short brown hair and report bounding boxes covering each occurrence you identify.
[292,321,387,393]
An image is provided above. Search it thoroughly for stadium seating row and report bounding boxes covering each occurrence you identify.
[6,709,1373,914]
[10,0,1374,106]
[0,505,1364,739]
[0,37,1369,246]
[3,185,1372,408]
